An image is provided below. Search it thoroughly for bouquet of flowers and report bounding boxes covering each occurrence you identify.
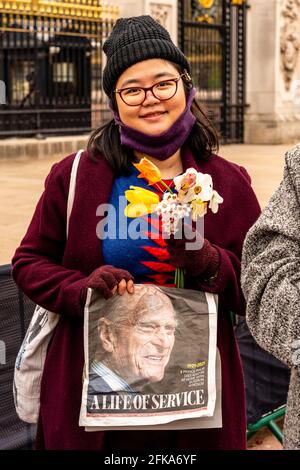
[124,157,223,287]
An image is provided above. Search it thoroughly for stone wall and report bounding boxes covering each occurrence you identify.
[245,0,300,144]
[0,135,88,160]
[116,0,178,44]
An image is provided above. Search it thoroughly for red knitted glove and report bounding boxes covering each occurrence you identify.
[82,265,134,301]
[166,225,220,279]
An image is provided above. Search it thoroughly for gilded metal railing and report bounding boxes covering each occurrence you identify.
[178,0,247,143]
[0,0,119,21]
[0,1,119,137]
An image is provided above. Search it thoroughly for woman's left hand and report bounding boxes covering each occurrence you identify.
[166,224,220,279]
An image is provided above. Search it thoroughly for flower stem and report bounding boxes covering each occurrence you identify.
[175,267,185,288]
[180,268,185,289]
[160,180,173,193]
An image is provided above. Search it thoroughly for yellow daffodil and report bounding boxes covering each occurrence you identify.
[124,186,159,218]
[133,157,162,185]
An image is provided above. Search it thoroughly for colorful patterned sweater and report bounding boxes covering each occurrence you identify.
[103,166,176,286]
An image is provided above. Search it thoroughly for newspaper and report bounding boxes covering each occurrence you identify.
[79,285,221,431]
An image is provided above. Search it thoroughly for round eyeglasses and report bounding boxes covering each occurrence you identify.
[114,73,188,107]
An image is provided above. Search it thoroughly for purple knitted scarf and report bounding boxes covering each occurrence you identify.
[113,88,196,160]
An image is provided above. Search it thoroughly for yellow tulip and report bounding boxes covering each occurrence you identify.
[124,186,159,218]
[125,186,159,204]
[133,157,162,185]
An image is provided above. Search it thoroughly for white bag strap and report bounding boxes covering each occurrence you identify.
[66,149,84,238]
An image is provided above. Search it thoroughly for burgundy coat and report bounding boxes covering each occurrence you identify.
[12,147,260,450]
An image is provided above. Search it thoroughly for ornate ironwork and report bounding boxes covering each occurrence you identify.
[179,0,247,143]
[0,0,118,22]
[280,0,300,91]
[0,1,119,137]
[192,0,218,23]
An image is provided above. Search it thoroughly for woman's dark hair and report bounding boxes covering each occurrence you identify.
[87,63,219,174]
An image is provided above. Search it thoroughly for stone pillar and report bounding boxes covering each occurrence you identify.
[245,0,300,144]
[115,0,178,45]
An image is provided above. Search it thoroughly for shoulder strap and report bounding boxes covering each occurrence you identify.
[66,149,84,239]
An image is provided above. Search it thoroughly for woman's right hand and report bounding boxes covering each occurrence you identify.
[84,265,134,300]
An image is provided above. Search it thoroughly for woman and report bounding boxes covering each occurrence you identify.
[241,144,300,450]
[12,15,260,450]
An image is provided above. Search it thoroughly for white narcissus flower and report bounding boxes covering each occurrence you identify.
[177,188,194,204]
[157,193,191,234]
[175,170,214,204]
[174,168,198,192]
[194,173,213,201]
[174,168,198,204]
[191,200,208,221]
[141,166,223,234]
[209,190,224,213]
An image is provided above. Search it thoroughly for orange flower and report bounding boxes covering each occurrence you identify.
[133,157,161,185]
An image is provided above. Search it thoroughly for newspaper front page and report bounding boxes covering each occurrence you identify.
[79,285,221,430]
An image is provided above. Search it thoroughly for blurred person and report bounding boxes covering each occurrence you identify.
[12,16,260,450]
[241,144,300,450]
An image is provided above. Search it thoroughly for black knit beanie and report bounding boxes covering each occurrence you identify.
[102,15,191,97]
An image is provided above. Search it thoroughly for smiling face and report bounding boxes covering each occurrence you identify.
[102,303,177,385]
[114,59,187,136]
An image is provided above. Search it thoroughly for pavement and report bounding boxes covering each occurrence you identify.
[247,423,284,450]
[0,140,294,449]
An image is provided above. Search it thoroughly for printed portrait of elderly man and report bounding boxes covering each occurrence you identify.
[88,285,177,396]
